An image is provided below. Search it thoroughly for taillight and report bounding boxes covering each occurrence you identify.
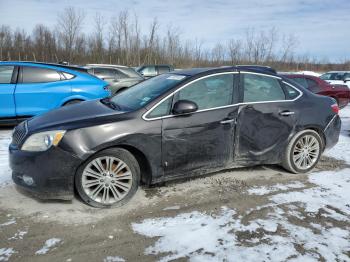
[331,103,339,114]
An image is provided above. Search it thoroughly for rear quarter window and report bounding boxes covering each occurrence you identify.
[283,83,300,99]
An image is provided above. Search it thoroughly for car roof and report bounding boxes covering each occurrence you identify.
[0,61,88,73]
[139,64,173,67]
[85,64,129,69]
[173,65,278,77]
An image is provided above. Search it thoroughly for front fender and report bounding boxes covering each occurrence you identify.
[60,118,163,182]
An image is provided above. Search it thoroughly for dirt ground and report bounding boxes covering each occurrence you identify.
[0,151,348,261]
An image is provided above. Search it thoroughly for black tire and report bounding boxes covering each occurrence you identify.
[75,148,140,208]
[282,130,323,174]
[63,99,83,106]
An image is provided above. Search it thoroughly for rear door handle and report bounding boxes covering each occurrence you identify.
[279,111,295,116]
[220,119,236,124]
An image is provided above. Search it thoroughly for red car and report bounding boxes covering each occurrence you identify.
[282,74,350,108]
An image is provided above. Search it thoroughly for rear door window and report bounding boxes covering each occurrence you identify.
[0,66,14,84]
[22,67,61,83]
[242,73,285,102]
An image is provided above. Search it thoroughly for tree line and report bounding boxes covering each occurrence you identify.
[0,7,349,72]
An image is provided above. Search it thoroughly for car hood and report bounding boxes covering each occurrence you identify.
[27,100,125,132]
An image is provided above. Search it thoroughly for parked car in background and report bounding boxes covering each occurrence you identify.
[296,71,321,77]
[136,64,174,78]
[10,66,340,207]
[320,71,350,88]
[282,73,350,108]
[85,64,144,95]
[0,61,110,125]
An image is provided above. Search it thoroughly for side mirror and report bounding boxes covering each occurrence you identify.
[344,77,350,83]
[172,100,198,115]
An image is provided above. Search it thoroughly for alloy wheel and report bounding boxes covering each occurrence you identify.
[292,134,320,170]
[82,156,133,205]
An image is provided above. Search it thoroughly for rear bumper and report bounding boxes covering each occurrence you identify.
[9,145,82,200]
[324,114,341,150]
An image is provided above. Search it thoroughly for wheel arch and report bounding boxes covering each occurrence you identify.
[60,95,87,106]
[76,144,153,186]
[117,144,153,185]
[295,125,326,151]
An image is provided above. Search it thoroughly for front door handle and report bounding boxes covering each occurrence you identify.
[220,119,236,124]
[279,111,295,116]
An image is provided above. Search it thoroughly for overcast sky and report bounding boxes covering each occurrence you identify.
[0,0,349,62]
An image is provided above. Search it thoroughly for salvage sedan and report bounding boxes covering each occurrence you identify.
[9,66,341,208]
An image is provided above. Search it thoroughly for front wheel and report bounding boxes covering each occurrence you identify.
[75,148,140,208]
[282,130,323,173]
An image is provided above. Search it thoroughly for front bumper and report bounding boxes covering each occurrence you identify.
[324,114,341,150]
[9,144,82,200]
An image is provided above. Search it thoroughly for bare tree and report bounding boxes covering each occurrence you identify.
[56,6,85,62]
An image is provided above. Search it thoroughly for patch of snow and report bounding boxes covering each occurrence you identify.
[163,205,181,211]
[133,132,350,262]
[35,238,62,255]
[0,130,12,188]
[271,169,350,220]
[0,248,16,261]
[133,203,350,262]
[103,256,125,262]
[8,230,27,240]
[248,181,305,195]
[0,219,16,227]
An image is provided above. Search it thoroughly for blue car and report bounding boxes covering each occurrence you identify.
[0,61,110,125]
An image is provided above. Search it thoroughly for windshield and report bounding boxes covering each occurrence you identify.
[320,73,332,80]
[321,72,346,81]
[110,73,188,111]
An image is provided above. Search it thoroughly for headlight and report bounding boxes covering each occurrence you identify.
[21,130,66,152]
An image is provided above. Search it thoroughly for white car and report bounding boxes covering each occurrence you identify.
[320,71,350,88]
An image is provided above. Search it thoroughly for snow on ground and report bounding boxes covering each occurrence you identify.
[8,230,27,240]
[35,238,62,255]
[133,106,350,262]
[0,129,11,187]
[163,206,181,211]
[0,218,16,227]
[103,256,125,262]
[247,181,305,195]
[0,248,16,262]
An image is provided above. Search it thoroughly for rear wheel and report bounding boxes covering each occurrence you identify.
[75,148,140,208]
[282,130,323,173]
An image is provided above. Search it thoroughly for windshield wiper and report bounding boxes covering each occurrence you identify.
[101,98,122,110]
